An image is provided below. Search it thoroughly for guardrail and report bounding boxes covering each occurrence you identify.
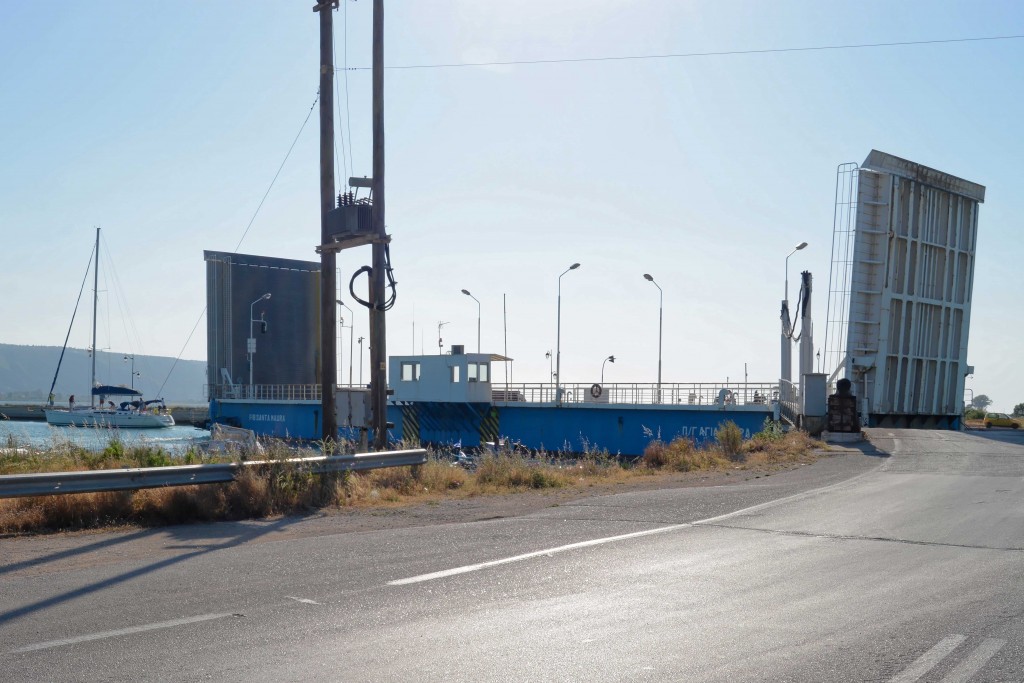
[0,448,427,499]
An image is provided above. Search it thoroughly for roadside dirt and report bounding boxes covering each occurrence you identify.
[263,456,827,535]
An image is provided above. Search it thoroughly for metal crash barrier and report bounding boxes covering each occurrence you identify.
[0,449,427,499]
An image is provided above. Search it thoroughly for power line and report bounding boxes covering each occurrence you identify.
[343,0,354,178]
[157,92,322,396]
[231,91,319,253]
[333,25,348,185]
[342,34,1024,71]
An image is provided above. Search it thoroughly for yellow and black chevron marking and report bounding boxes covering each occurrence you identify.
[479,406,500,444]
[400,404,420,446]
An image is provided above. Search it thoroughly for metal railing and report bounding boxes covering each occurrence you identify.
[779,379,801,426]
[0,449,427,499]
[491,382,779,406]
[206,381,780,408]
[207,383,324,401]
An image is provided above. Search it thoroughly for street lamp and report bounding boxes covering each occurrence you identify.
[781,242,807,386]
[336,300,354,385]
[248,293,271,392]
[556,262,581,405]
[437,321,450,355]
[123,354,140,391]
[785,242,808,304]
[338,316,351,386]
[358,336,365,385]
[643,273,663,402]
[601,355,616,384]
[461,289,481,353]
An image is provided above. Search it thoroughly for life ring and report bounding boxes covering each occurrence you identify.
[590,383,603,399]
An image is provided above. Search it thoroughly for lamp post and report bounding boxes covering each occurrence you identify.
[358,336,365,385]
[461,289,481,353]
[337,300,354,385]
[643,273,663,402]
[248,293,271,393]
[781,242,807,389]
[556,262,581,405]
[123,354,140,391]
[338,316,351,386]
[601,355,616,384]
[545,350,553,394]
[437,321,450,355]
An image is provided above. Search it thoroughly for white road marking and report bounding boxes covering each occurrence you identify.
[889,635,965,682]
[388,524,691,585]
[11,612,236,654]
[286,596,320,605]
[388,472,877,586]
[939,638,1005,683]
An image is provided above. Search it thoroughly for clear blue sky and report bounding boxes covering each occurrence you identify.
[1,1,1021,411]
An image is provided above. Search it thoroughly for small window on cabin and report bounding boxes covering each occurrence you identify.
[479,363,489,382]
[401,362,420,381]
[451,365,461,383]
[467,363,478,382]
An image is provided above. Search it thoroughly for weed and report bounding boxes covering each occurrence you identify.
[715,421,744,460]
[130,447,172,469]
[754,417,785,442]
[641,438,730,472]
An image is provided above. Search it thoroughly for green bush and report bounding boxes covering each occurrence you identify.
[129,447,172,468]
[755,417,784,442]
[103,437,125,459]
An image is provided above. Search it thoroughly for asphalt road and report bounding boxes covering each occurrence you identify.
[3,428,1024,682]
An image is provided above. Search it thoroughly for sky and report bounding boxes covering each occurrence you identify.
[0,1,1021,411]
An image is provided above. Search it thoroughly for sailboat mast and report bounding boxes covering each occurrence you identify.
[91,227,100,408]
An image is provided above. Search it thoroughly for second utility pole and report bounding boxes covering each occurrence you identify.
[316,1,338,443]
[369,0,389,450]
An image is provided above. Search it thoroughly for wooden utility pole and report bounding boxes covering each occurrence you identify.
[316,1,338,443]
[369,0,388,450]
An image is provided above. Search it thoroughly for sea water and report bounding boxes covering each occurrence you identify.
[0,420,210,454]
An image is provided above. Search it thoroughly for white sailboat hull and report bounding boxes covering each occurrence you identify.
[44,408,175,429]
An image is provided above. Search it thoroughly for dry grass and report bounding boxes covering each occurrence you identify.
[743,429,822,465]
[640,438,732,472]
[0,422,823,533]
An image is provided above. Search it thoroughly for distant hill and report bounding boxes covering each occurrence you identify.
[0,343,207,405]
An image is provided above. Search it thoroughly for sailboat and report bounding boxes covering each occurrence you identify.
[43,228,175,429]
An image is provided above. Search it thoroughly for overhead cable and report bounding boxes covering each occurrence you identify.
[344,34,1024,71]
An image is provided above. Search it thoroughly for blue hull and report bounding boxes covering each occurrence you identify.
[212,399,773,456]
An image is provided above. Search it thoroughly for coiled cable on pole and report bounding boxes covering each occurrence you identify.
[348,243,397,311]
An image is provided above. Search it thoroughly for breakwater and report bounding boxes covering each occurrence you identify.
[0,403,209,426]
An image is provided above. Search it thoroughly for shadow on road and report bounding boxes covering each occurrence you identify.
[0,527,155,578]
[833,438,891,458]
[0,515,305,625]
[959,427,1024,446]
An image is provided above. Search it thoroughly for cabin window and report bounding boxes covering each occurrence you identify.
[450,365,461,383]
[479,363,489,382]
[467,363,478,382]
[400,362,421,381]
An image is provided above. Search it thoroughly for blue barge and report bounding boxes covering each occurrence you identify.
[209,351,777,456]
[203,251,777,456]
